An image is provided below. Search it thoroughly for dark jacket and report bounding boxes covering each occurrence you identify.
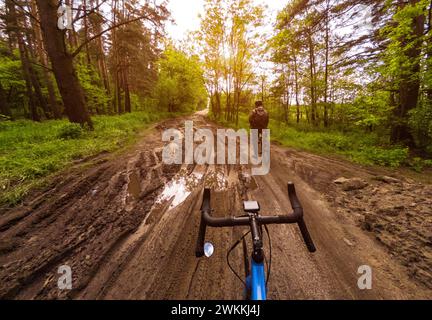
[249,106,269,129]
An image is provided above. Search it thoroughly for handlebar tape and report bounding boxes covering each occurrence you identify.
[288,182,317,253]
[297,218,317,253]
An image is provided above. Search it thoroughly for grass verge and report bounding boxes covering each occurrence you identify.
[0,112,170,206]
[212,113,432,170]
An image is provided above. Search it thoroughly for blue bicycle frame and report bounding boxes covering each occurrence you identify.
[250,259,267,300]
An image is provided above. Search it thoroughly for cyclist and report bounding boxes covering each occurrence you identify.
[249,101,269,137]
[249,101,269,156]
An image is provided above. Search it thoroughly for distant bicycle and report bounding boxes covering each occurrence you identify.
[195,183,316,300]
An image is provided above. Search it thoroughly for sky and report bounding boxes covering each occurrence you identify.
[166,0,287,42]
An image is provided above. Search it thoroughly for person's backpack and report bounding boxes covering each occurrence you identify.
[249,106,269,129]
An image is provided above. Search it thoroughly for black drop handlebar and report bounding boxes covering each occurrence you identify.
[195,182,317,258]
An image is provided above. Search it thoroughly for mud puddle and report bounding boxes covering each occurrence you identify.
[157,174,203,209]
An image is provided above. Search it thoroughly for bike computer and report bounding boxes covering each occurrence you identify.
[243,201,260,213]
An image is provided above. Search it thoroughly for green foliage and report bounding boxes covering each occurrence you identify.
[266,0,432,159]
[350,89,392,129]
[213,112,409,168]
[76,62,111,114]
[0,111,170,206]
[109,19,161,96]
[271,119,408,167]
[351,146,409,167]
[154,48,208,113]
[56,123,84,140]
[401,156,432,172]
[409,101,432,152]
[272,122,409,167]
[0,50,24,88]
[0,45,26,116]
[376,0,431,150]
[380,1,425,85]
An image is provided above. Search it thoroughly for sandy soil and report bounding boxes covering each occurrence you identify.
[0,113,430,300]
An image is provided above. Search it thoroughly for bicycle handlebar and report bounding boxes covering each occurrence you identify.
[195,182,316,257]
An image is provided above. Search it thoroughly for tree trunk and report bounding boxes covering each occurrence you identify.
[93,0,111,95]
[65,0,78,48]
[234,85,241,127]
[390,1,425,145]
[308,32,317,126]
[294,54,301,124]
[35,0,93,128]
[6,0,40,121]
[123,69,131,113]
[0,82,12,118]
[283,95,289,123]
[21,15,49,119]
[226,92,231,122]
[26,47,49,119]
[426,1,432,102]
[283,69,290,123]
[31,0,61,119]
[214,89,221,118]
[323,0,330,127]
[116,70,123,114]
[83,0,92,65]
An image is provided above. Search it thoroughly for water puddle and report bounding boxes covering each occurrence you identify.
[156,169,203,209]
[128,171,141,199]
[154,165,239,211]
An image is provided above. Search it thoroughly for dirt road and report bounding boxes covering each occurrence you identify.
[0,114,430,299]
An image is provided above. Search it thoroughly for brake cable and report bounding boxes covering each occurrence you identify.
[227,225,273,289]
[264,224,272,287]
[227,231,251,288]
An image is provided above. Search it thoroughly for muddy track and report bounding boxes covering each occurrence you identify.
[0,114,430,300]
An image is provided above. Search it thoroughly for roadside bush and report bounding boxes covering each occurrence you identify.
[407,157,432,172]
[57,123,85,140]
[217,113,410,168]
[355,146,409,167]
[310,134,352,151]
[409,103,432,155]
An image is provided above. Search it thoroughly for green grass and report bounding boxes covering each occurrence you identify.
[270,122,409,167]
[0,111,170,206]
[211,113,411,168]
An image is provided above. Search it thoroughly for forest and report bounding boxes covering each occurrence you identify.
[0,0,208,204]
[0,0,432,205]
[0,0,208,122]
[198,0,432,168]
